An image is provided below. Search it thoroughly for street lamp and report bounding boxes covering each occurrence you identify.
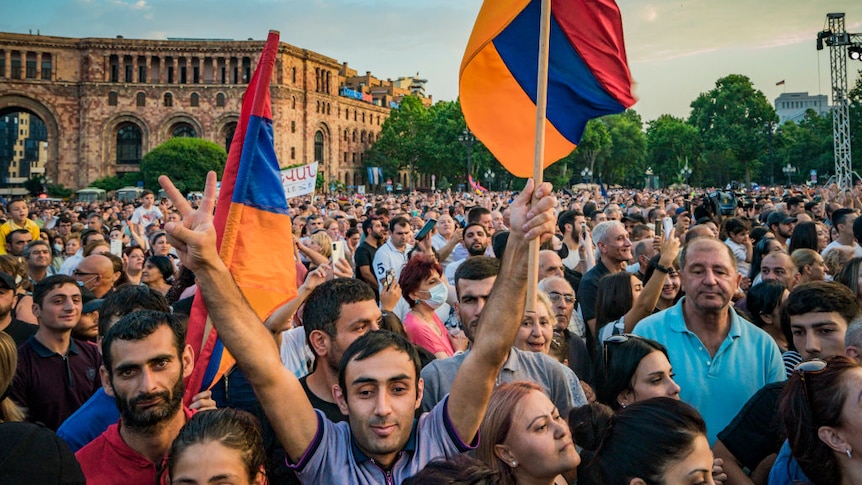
[645,166,654,189]
[680,161,692,188]
[484,168,495,191]
[458,129,475,191]
[580,167,593,184]
[782,163,796,186]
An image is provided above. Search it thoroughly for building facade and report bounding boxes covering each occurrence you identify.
[775,92,830,124]
[0,32,424,192]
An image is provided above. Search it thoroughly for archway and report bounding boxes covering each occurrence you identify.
[0,95,60,192]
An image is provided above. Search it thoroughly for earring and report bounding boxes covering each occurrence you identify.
[847,449,853,459]
[511,461,518,467]
[619,401,627,409]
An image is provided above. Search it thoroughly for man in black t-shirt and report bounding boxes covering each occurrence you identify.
[354,217,385,289]
[0,271,36,346]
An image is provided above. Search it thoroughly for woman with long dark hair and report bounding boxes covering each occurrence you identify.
[780,356,862,485]
[571,398,715,485]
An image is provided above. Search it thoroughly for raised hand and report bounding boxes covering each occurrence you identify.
[508,179,556,244]
[158,171,220,273]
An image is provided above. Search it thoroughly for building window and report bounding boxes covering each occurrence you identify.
[167,64,174,84]
[292,96,296,109]
[291,147,296,160]
[10,51,21,79]
[362,112,366,123]
[361,132,366,143]
[0,52,5,77]
[314,131,324,163]
[117,123,143,164]
[124,55,133,82]
[26,54,37,79]
[108,91,118,106]
[292,67,296,84]
[327,103,331,115]
[136,92,145,107]
[40,54,51,80]
[216,93,225,107]
[138,64,146,83]
[172,122,196,138]
[352,130,357,142]
[164,93,173,107]
[222,122,236,152]
[190,93,199,107]
[291,121,296,133]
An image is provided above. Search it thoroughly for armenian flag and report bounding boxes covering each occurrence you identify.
[460,0,636,177]
[184,30,297,403]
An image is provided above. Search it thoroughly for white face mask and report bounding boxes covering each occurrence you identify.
[420,282,448,309]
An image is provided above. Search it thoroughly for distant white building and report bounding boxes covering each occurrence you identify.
[775,92,830,124]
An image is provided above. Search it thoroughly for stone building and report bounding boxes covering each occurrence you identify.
[0,31,426,192]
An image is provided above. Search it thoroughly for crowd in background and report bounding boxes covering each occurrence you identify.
[3,179,862,485]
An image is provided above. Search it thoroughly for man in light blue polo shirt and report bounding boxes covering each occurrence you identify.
[159,173,559,484]
[633,238,784,444]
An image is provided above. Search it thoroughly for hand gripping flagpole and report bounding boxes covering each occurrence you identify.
[526,0,552,313]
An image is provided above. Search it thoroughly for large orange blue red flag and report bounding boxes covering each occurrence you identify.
[184,30,297,403]
[460,0,636,177]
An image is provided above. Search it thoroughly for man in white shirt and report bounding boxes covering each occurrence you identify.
[372,216,413,293]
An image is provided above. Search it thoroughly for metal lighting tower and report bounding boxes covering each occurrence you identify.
[817,13,861,189]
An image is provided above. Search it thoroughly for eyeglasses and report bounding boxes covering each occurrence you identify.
[72,270,99,278]
[547,292,576,304]
[795,359,828,410]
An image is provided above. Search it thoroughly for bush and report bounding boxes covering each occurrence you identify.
[140,137,227,193]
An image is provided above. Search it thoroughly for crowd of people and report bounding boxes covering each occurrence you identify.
[3,179,862,485]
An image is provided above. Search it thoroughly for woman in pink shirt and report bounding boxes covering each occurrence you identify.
[399,254,460,359]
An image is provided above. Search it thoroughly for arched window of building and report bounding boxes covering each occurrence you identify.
[190,92,199,107]
[292,67,296,84]
[117,123,142,165]
[362,112,366,123]
[172,122,196,138]
[314,131,324,163]
[361,131,366,143]
[344,129,348,141]
[352,130,357,143]
[222,122,236,152]
[292,96,296,109]
[163,93,173,107]
[291,147,296,160]
[136,92,146,107]
[327,103,331,115]
[109,54,120,82]
[216,92,225,107]
[291,121,296,133]
[108,91,118,106]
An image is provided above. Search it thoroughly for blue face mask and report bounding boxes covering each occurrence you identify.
[420,282,448,309]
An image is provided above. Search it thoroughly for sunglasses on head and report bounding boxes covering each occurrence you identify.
[794,359,828,410]
[603,334,646,374]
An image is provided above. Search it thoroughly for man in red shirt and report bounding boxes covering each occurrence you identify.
[75,311,194,485]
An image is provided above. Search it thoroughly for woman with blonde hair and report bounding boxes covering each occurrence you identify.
[477,381,580,485]
[791,248,827,284]
[0,331,24,422]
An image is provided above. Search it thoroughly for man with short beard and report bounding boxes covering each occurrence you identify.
[76,311,194,484]
[354,217,385,289]
[443,223,489,284]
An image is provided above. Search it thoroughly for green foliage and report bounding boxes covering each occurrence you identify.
[24,175,46,196]
[849,69,862,172]
[140,137,227,193]
[90,176,124,192]
[438,176,451,191]
[773,111,834,183]
[646,114,702,185]
[46,183,73,198]
[365,95,430,186]
[688,74,777,185]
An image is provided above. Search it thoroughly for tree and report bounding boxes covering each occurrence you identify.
[600,110,647,186]
[24,175,47,196]
[774,111,833,182]
[140,137,227,193]
[848,68,862,172]
[569,119,611,182]
[689,74,777,185]
[364,95,430,190]
[646,114,702,185]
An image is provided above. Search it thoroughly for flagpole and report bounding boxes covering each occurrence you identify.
[526,0,552,312]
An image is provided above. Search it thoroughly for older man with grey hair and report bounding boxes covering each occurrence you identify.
[577,220,632,338]
[538,276,592,384]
